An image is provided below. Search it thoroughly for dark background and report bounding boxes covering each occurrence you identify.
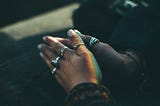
[0,1,79,106]
[0,0,81,27]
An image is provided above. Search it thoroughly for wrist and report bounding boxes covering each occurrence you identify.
[66,79,99,94]
[66,83,112,106]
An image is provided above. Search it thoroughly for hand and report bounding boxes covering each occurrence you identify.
[38,29,102,93]
[54,30,138,86]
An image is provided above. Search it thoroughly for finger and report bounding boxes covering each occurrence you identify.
[43,36,74,59]
[39,48,63,74]
[67,29,88,56]
[74,29,100,49]
[76,32,92,46]
[39,52,53,70]
[74,30,107,55]
[38,44,58,61]
[53,37,72,48]
[54,74,63,87]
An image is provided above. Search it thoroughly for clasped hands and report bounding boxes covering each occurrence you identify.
[38,29,130,93]
[38,29,102,93]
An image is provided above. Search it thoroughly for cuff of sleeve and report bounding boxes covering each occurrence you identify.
[65,83,112,106]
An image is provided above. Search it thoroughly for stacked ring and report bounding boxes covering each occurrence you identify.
[51,56,61,68]
[73,43,85,50]
[89,37,99,46]
[51,68,57,74]
[50,46,69,74]
[60,46,68,57]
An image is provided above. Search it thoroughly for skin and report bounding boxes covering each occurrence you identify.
[38,29,102,93]
[53,30,138,87]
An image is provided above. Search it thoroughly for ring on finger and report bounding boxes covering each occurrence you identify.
[89,37,99,46]
[60,46,68,57]
[51,56,61,68]
[73,43,85,50]
[51,67,57,74]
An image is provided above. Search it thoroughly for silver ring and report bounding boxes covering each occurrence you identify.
[51,67,57,74]
[73,43,85,50]
[89,37,99,46]
[60,46,68,57]
[51,56,61,68]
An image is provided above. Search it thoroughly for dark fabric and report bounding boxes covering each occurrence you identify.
[0,30,68,106]
[109,4,160,106]
[109,5,160,53]
[73,1,160,105]
[66,83,112,106]
[73,0,122,41]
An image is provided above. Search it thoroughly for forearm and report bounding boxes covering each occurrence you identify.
[120,49,145,76]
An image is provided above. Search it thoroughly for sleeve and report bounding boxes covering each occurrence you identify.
[108,4,160,100]
[65,83,113,106]
[108,5,160,56]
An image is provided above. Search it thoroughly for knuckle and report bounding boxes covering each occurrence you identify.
[81,50,91,57]
[54,42,60,48]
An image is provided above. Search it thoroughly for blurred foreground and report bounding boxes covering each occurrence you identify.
[0,3,79,106]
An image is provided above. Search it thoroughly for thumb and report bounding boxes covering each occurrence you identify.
[67,29,89,56]
[74,30,101,53]
[73,30,120,61]
[74,29,91,46]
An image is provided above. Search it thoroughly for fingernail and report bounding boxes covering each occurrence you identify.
[74,29,81,36]
[67,29,74,38]
[39,52,43,57]
[43,36,47,41]
[37,44,42,49]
